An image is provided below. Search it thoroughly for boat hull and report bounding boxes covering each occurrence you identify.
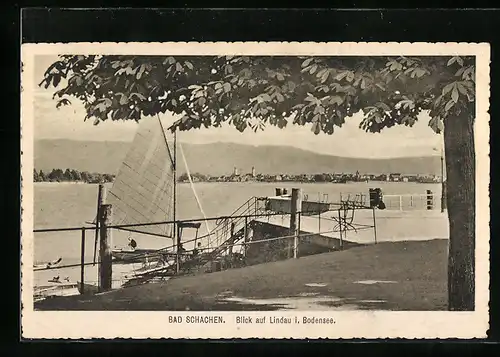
[112,249,164,263]
[34,282,79,301]
[77,282,99,295]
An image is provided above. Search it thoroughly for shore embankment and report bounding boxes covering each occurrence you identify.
[35,239,448,311]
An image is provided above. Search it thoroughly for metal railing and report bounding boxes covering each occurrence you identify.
[382,193,436,211]
[32,195,379,298]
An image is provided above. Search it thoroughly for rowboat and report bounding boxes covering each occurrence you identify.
[77,280,125,295]
[111,248,164,263]
[34,280,79,301]
[33,257,62,270]
[77,281,99,295]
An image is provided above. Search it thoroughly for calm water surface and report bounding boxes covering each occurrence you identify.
[32,181,440,286]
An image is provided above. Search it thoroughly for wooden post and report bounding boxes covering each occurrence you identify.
[93,184,107,266]
[176,224,181,273]
[399,195,403,211]
[290,188,302,259]
[243,217,249,257]
[372,207,377,244]
[80,227,86,295]
[298,211,301,236]
[254,198,257,221]
[228,222,235,256]
[98,204,113,292]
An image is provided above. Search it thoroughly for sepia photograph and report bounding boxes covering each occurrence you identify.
[20,42,490,339]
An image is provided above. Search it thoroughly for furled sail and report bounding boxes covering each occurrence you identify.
[106,116,175,238]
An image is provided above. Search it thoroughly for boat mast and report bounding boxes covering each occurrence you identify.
[156,114,178,246]
[173,127,177,228]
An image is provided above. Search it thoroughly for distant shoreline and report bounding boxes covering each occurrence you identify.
[176,180,439,185]
[33,180,439,186]
[34,181,89,185]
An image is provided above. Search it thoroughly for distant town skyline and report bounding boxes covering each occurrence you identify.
[33,55,443,159]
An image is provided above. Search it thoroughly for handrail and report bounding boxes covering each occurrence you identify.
[135,197,265,279]
[207,198,269,259]
[211,196,260,251]
[34,206,275,233]
[383,193,434,198]
[226,195,258,219]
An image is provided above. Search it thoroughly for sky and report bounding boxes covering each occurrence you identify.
[32,55,443,159]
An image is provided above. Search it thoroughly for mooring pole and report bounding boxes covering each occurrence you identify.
[98,204,113,292]
[298,211,301,237]
[176,223,181,274]
[290,188,302,259]
[93,183,107,266]
[372,207,378,244]
[80,227,86,295]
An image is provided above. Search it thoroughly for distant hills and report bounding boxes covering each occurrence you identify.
[34,139,441,176]
[34,139,129,174]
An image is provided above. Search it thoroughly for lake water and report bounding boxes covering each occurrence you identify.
[32,181,441,287]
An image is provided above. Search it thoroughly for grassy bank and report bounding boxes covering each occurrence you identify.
[36,239,448,311]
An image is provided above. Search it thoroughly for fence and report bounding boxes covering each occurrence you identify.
[32,195,377,300]
[300,191,440,211]
[382,193,436,211]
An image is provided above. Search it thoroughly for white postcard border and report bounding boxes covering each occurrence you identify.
[20,42,490,339]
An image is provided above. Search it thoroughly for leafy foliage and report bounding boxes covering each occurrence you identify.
[39,53,478,311]
[40,55,475,136]
[34,168,115,183]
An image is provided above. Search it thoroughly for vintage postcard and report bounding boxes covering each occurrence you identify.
[21,42,490,339]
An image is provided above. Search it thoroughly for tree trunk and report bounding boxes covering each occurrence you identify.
[444,109,475,311]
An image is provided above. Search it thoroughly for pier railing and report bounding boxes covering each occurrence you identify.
[298,192,439,211]
[381,194,436,211]
[313,191,440,211]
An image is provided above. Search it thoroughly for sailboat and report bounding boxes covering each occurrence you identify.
[33,257,62,270]
[86,114,219,289]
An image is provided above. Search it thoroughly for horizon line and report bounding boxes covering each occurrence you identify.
[35,137,441,160]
